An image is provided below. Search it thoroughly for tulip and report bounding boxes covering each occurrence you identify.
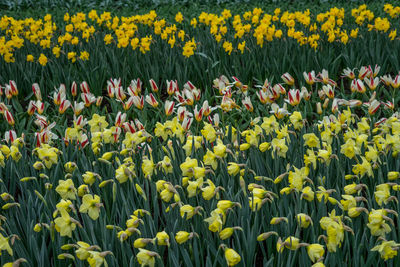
[167,80,177,95]
[59,99,71,114]
[72,102,84,116]
[115,112,126,127]
[32,83,42,100]
[281,72,295,86]
[287,89,301,106]
[81,93,96,107]
[107,83,114,98]
[130,78,142,95]
[182,117,193,131]
[183,89,194,106]
[122,121,136,133]
[322,84,334,99]
[256,89,269,104]
[194,105,203,121]
[366,99,381,115]
[303,71,317,85]
[123,96,134,110]
[164,100,175,116]
[392,74,400,88]
[341,67,356,79]
[27,101,36,116]
[9,80,18,96]
[115,86,126,101]
[71,81,78,97]
[4,110,15,126]
[132,95,144,110]
[145,93,158,108]
[4,130,16,144]
[80,81,90,94]
[364,76,379,90]
[148,79,158,93]
[358,66,370,80]
[242,96,254,111]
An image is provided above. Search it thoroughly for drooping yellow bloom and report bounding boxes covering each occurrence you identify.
[0,233,13,256]
[79,194,102,220]
[224,248,241,266]
[371,240,400,260]
[307,243,325,262]
[55,179,77,200]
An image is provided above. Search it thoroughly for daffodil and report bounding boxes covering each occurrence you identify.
[55,179,77,200]
[79,194,102,220]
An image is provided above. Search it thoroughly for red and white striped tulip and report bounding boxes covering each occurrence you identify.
[5,85,12,99]
[107,83,115,98]
[341,68,356,79]
[5,130,17,144]
[256,89,269,104]
[79,133,89,148]
[242,96,254,112]
[372,64,381,77]
[71,81,78,97]
[164,100,175,116]
[123,121,137,133]
[132,95,144,110]
[115,86,127,101]
[80,81,90,94]
[202,100,211,116]
[81,93,96,107]
[358,66,371,80]
[0,102,7,114]
[32,83,42,101]
[149,79,159,93]
[27,100,36,115]
[182,117,193,131]
[194,105,204,121]
[74,115,87,128]
[36,101,44,114]
[331,98,339,114]
[183,89,194,106]
[366,99,381,115]
[300,86,311,101]
[174,92,186,105]
[145,93,159,108]
[128,79,142,96]
[281,72,295,86]
[9,80,18,96]
[167,80,177,95]
[270,103,290,119]
[322,84,335,99]
[354,79,366,93]
[192,88,201,101]
[184,81,196,91]
[347,100,362,107]
[59,99,71,114]
[72,101,84,116]
[109,78,121,89]
[134,119,144,130]
[115,112,127,127]
[287,89,301,106]
[123,96,134,110]
[380,75,393,86]
[364,76,379,90]
[177,106,188,121]
[392,74,400,89]
[303,71,317,85]
[383,100,394,110]
[4,110,15,126]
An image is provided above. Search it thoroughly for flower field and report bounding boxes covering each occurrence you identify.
[1,2,400,267]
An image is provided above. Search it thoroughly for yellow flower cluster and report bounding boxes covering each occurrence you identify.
[0,4,399,65]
